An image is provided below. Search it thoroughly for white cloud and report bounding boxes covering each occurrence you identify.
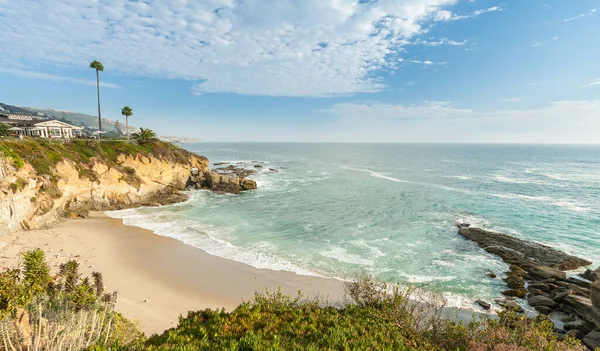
[436,6,502,21]
[321,101,473,120]
[561,8,596,22]
[553,37,559,40]
[0,68,121,88]
[434,10,453,21]
[412,38,467,46]
[407,60,445,66]
[531,42,541,48]
[0,0,467,97]
[585,79,600,87]
[316,100,600,143]
[504,98,521,102]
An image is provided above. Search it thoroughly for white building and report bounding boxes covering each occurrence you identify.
[0,113,82,138]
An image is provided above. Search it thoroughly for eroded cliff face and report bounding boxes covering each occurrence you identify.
[0,153,209,234]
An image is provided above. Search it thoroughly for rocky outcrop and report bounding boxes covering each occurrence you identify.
[0,152,209,234]
[457,224,598,344]
[186,170,257,194]
[457,226,591,270]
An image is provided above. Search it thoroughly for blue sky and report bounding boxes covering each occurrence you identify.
[0,0,599,142]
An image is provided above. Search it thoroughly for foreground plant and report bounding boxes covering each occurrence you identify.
[0,249,143,351]
[139,277,584,351]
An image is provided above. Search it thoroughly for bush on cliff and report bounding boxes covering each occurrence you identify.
[0,249,143,350]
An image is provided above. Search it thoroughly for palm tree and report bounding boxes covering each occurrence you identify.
[121,106,133,140]
[131,128,157,143]
[89,60,104,139]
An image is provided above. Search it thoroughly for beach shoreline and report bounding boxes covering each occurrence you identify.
[0,212,347,335]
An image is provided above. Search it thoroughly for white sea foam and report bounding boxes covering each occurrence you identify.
[488,193,593,213]
[443,175,473,180]
[343,167,411,183]
[106,210,322,277]
[350,240,386,258]
[320,247,375,266]
[398,273,456,283]
[494,175,540,185]
[432,260,455,267]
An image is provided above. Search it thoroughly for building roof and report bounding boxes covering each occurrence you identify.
[0,114,80,128]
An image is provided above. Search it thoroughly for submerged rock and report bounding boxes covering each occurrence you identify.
[485,270,497,279]
[475,299,491,310]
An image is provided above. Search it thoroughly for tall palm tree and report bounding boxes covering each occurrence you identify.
[121,106,133,140]
[89,60,104,139]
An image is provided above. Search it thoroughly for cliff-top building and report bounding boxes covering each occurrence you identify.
[0,113,82,138]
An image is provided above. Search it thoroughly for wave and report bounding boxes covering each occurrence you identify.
[526,169,600,184]
[343,167,412,183]
[398,273,456,284]
[493,175,542,185]
[443,175,473,180]
[105,209,322,277]
[371,173,410,183]
[350,240,387,258]
[488,193,593,213]
[320,247,375,266]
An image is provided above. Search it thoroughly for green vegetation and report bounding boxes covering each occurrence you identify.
[134,279,583,351]
[131,128,157,144]
[0,139,195,185]
[121,106,133,140]
[90,60,104,137]
[0,123,9,137]
[0,249,143,350]
[0,250,585,351]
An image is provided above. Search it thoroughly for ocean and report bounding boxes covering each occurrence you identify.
[107,143,600,308]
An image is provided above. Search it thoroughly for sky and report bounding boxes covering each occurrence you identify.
[0,0,599,143]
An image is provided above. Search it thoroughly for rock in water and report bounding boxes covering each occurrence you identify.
[456,226,592,270]
[580,266,600,282]
[591,280,600,309]
[475,299,491,310]
[485,270,497,279]
[496,299,524,313]
[527,295,557,308]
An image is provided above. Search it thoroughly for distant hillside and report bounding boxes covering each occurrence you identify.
[0,102,124,132]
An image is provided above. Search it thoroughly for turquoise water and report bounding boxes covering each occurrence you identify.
[108,143,600,308]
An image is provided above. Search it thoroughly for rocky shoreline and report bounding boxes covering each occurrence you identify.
[457,224,600,349]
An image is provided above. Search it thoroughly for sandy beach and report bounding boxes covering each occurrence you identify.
[0,212,346,335]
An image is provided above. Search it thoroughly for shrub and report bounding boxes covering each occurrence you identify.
[0,249,143,350]
[140,278,584,351]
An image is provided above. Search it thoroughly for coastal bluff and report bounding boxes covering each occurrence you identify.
[0,139,256,234]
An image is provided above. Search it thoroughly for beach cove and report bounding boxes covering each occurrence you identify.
[0,212,346,335]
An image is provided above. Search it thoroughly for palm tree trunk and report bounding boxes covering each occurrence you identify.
[96,69,102,140]
[126,116,129,140]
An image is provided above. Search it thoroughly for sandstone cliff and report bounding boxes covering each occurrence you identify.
[0,139,256,234]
